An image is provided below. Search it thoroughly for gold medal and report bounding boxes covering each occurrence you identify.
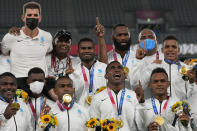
[86,96,92,105]
[116,118,124,128]
[179,66,188,75]
[154,116,165,126]
[123,67,129,75]
[62,94,72,103]
[11,103,20,110]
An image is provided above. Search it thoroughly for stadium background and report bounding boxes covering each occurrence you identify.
[0,0,196,59]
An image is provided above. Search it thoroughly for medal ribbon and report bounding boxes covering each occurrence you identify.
[156,51,159,60]
[57,100,74,111]
[113,49,118,61]
[164,58,181,71]
[151,96,169,115]
[0,96,18,103]
[113,49,130,67]
[51,55,71,75]
[107,88,126,117]
[81,64,95,95]
[29,96,44,120]
[122,50,130,67]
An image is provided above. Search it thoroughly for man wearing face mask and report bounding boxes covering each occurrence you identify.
[26,67,54,130]
[1,1,52,79]
[136,35,193,100]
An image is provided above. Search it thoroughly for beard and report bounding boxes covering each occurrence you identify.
[113,37,131,51]
[80,54,95,63]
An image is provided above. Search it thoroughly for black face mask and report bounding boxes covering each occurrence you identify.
[26,18,39,30]
[113,37,131,51]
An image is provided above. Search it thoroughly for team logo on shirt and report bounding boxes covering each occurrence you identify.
[77,109,82,115]
[98,69,102,73]
[40,36,45,45]
[131,60,134,64]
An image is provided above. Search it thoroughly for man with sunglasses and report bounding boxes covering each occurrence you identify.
[1,1,53,79]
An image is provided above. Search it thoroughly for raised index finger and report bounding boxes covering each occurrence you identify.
[96,17,100,25]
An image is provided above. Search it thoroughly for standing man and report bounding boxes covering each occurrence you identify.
[139,35,191,99]
[2,1,52,78]
[95,22,139,89]
[69,37,107,109]
[90,61,143,131]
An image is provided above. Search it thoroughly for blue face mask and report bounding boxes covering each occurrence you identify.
[140,39,156,51]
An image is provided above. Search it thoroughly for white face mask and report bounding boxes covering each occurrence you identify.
[29,81,44,94]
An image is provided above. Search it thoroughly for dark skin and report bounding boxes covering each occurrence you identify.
[112,26,131,58]
[27,73,45,98]
[0,76,18,119]
[78,41,96,70]
[162,40,180,62]
[105,61,144,102]
[54,40,71,61]
[54,77,75,107]
[148,72,189,130]
[94,17,108,64]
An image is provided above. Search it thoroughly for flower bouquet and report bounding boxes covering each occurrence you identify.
[39,113,58,131]
[101,118,118,131]
[171,100,191,127]
[16,89,29,103]
[85,118,101,131]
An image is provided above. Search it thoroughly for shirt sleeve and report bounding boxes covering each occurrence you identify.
[1,33,15,55]
[46,33,53,53]
[89,95,101,118]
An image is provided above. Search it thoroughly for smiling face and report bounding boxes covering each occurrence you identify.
[0,76,17,102]
[55,40,71,57]
[105,61,126,85]
[78,41,95,62]
[149,72,170,96]
[162,40,180,61]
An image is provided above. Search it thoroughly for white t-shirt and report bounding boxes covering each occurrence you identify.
[2,28,53,77]
[0,55,11,74]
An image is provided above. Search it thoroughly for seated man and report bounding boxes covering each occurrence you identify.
[24,67,54,130]
[38,75,89,131]
[90,61,143,131]
[0,72,33,131]
[136,67,192,131]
